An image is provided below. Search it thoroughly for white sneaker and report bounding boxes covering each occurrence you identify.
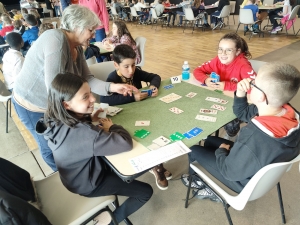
[270,28,278,34]
[275,26,282,32]
[93,211,111,225]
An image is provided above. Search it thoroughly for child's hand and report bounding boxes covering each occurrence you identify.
[219,143,230,151]
[91,108,104,122]
[236,78,252,97]
[134,91,148,101]
[214,81,225,91]
[98,118,113,132]
[150,86,158,97]
[205,78,224,90]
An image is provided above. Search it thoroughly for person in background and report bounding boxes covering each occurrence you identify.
[0,2,7,14]
[11,9,23,20]
[38,23,54,36]
[51,0,62,17]
[243,0,260,33]
[60,0,70,11]
[192,0,209,27]
[113,0,128,20]
[28,9,42,26]
[176,0,191,27]
[22,14,39,51]
[102,21,141,64]
[210,0,229,29]
[13,19,26,35]
[163,0,176,26]
[21,8,28,18]
[79,0,110,41]
[133,0,149,24]
[0,15,14,38]
[2,32,24,92]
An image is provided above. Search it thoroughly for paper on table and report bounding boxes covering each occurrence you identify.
[129,141,191,173]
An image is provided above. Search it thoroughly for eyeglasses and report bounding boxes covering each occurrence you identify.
[217,48,235,55]
[250,79,269,105]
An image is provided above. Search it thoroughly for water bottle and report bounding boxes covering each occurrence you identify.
[182,61,190,80]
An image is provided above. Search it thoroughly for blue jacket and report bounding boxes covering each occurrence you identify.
[22,26,39,48]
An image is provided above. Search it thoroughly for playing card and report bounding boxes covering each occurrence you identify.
[134,129,150,139]
[195,115,217,122]
[163,84,174,90]
[188,127,203,137]
[147,143,161,151]
[185,92,197,98]
[218,99,228,104]
[135,121,150,126]
[169,107,184,114]
[152,136,171,147]
[211,104,226,111]
[205,97,221,103]
[183,132,193,139]
[199,108,217,115]
[159,93,182,103]
[169,132,185,141]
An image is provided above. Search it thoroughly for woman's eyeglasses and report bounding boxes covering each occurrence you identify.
[250,79,269,105]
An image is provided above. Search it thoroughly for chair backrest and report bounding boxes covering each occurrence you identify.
[110,6,118,16]
[219,5,231,18]
[135,36,146,67]
[34,172,116,225]
[183,8,195,21]
[130,6,138,17]
[263,0,274,5]
[288,5,300,20]
[0,79,11,102]
[239,9,255,24]
[88,61,115,81]
[86,56,97,66]
[229,1,236,14]
[249,59,266,73]
[150,8,158,19]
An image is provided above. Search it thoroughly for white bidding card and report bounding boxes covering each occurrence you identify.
[135,121,150,126]
[199,108,217,115]
[195,115,217,122]
[153,136,171,147]
[211,104,226,111]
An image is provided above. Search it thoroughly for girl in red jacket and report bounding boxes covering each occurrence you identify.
[193,33,256,139]
[194,32,255,92]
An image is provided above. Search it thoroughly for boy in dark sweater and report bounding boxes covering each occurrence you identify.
[100,44,161,106]
[182,62,300,201]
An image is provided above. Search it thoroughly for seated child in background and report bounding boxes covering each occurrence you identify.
[2,32,25,92]
[243,0,260,33]
[176,0,192,26]
[192,0,209,27]
[133,0,149,24]
[163,0,176,26]
[11,9,23,20]
[13,20,26,35]
[28,9,42,27]
[21,8,28,18]
[0,15,14,37]
[113,0,128,20]
[147,0,165,24]
[210,0,229,29]
[102,21,141,64]
[38,23,54,36]
[37,73,153,225]
[22,14,39,50]
[182,62,300,201]
[101,44,172,190]
[193,32,256,139]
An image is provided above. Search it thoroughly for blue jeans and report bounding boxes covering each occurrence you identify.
[210,11,221,25]
[177,11,185,24]
[91,28,106,42]
[60,0,69,11]
[12,97,57,171]
[54,6,62,17]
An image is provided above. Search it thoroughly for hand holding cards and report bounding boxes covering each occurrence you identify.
[210,72,220,83]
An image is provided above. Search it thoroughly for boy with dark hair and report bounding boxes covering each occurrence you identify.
[22,14,39,50]
[182,62,300,201]
[101,44,173,191]
[3,32,24,91]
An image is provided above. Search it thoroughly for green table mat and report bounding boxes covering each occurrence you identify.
[111,80,236,148]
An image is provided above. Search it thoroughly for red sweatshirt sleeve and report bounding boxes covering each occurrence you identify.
[193,57,218,84]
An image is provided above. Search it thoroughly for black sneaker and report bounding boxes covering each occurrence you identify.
[181,174,204,189]
[192,188,221,202]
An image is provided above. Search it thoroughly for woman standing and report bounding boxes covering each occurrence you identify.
[12,5,136,171]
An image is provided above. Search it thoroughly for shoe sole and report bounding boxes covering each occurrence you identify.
[181,175,204,189]
[149,170,168,190]
[192,190,221,203]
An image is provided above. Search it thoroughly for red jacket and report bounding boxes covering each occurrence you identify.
[0,25,14,37]
[79,0,109,33]
[193,54,256,91]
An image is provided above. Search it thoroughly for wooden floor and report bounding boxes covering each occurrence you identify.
[2,15,300,151]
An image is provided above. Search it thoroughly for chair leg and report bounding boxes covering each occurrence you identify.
[277,182,286,224]
[233,15,235,25]
[6,100,9,133]
[235,22,240,34]
[184,171,193,208]
[222,202,234,225]
[111,196,133,225]
[9,98,11,117]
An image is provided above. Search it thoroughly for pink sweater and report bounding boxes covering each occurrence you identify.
[79,0,109,32]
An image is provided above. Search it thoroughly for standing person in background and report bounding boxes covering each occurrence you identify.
[79,0,110,42]
[60,0,70,11]
[44,0,54,18]
[52,0,62,17]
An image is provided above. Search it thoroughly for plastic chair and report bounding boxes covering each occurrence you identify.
[262,0,275,30]
[34,172,119,225]
[185,154,300,225]
[212,5,231,30]
[249,59,266,73]
[0,43,9,64]
[130,7,142,26]
[229,1,236,24]
[275,5,300,36]
[235,9,264,40]
[110,6,120,20]
[0,79,12,133]
[135,37,146,68]
[86,56,97,66]
[150,8,168,30]
[182,8,199,33]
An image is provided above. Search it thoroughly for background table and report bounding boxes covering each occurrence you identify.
[111,80,236,148]
[93,42,113,60]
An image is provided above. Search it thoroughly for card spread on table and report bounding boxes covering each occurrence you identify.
[169,132,185,142]
[186,92,197,98]
[170,76,181,84]
[163,84,174,90]
[205,97,228,104]
[169,107,184,114]
[195,114,217,122]
[135,121,150,126]
[153,136,171,147]
[211,104,226,111]
[188,127,203,137]
[199,108,217,115]
[183,132,193,139]
[147,143,161,151]
[134,129,150,139]
[159,93,182,103]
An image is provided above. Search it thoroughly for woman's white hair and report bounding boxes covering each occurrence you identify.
[60,5,101,33]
